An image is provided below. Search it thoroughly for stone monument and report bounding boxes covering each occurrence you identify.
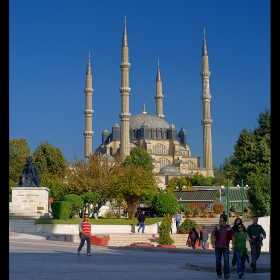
[10,156,49,216]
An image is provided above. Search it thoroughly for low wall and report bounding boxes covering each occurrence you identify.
[36,222,162,235]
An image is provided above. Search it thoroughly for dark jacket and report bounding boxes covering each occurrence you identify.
[138,213,146,223]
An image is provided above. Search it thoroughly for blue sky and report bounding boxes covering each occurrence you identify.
[9,1,270,168]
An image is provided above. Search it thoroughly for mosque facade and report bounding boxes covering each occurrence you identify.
[83,17,214,187]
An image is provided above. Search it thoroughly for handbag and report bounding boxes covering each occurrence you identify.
[136,222,139,226]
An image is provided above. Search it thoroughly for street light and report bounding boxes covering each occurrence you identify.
[236,179,249,216]
[176,179,186,214]
[221,179,230,223]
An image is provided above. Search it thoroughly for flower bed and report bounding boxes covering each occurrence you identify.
[130,243,155,247]
[156,244,176,248]
[90,234,110,246]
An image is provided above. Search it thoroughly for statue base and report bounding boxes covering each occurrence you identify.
[10,187,49,214]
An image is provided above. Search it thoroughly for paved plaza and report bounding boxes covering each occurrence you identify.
[9,232,271,280]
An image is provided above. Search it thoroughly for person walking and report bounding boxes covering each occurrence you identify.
[174,210,182,233]
[211,214,234,279]
[246,215,266,272]
[231,223,250,278]
[93,204,99,220]
[77,213,91,256]
[188,227,199,249]
[231,218,243,267]
[137,210,146,233]
[199,226,209,249]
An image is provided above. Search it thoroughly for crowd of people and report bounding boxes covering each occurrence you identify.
[76,204,267,279]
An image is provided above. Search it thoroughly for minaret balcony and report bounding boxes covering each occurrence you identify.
[119,62,131,68]
[84,109,94,115]
[119,112,131,119]
[201,119,213,125]
[83,131,94,136]
[200,70,211,77]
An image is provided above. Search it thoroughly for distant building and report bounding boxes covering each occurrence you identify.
[84,17,214,187]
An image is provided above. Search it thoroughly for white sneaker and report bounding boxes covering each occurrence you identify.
[77,250,80,255]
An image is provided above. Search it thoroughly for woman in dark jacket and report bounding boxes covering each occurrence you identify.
[188,227,199,249]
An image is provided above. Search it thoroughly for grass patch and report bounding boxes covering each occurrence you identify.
[35,217,164,225]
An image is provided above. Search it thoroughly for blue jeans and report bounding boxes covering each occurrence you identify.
[250,241,262,269]
[215,247,230,276]
[78,236,91,254]
[234,250,246,275]
[138,222,145,233]
[175,220,180,229]
[202,240,207,249]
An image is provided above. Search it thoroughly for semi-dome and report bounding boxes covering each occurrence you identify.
[159,165,180,174]
[130,114,170,130]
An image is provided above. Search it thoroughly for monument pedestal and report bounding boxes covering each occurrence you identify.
[10,187,49,215]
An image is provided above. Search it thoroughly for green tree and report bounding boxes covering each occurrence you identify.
[223,109,271,216]
[81,192,101,216]
[123,146,154,174]
[64,194,84,219]
[66,154,123,208]
[33,141,67,179]
[110,165,157,220]
[41,174,69,201]
[246,171,271,217]
[9,138,31,188]
[157,214,174,245]
[152,191,178,216]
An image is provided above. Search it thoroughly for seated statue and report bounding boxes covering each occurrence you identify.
[17,156,41,187]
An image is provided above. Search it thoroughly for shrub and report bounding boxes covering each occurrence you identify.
[52,201,72,220]
[64,194,84,219]
[177,218,199,233]
[213,203,224,214]
[152,191,178,216]
[104,210,117,218]
[157,215,174,245]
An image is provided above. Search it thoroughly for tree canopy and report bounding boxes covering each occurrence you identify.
[9,138,31,188]
[110,165,157,220]
[123,146,154,174]
[222,109,271,217]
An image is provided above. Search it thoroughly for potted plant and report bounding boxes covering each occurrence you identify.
[177,218,199,234]
[212,203,224,217]
[90,234,110,246]
[157,214,176,248]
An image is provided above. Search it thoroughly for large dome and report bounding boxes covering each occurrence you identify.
[130,114,170,130]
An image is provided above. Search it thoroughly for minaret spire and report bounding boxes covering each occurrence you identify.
[200,28,213,177]
[119,16,131,158]
[155,59,164,119]
[83,51,94,158]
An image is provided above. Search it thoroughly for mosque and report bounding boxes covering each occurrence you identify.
[82,17,214,188]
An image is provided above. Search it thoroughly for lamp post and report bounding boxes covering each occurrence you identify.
[221,179,230,223]
[236,179,248,216]
[176,179,185,214]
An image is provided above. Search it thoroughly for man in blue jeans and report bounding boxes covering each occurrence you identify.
[211,215,234,279]
[137,211,146,233]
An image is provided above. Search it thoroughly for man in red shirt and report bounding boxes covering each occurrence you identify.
[77,213,91,256]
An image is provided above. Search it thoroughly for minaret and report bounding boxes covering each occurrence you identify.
[200,28,213,177]
[119,16,131,158]
[83,51,94,158]
[155,59,164,119]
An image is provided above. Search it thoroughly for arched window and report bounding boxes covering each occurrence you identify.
[160,158,171,168]
[152,143,168,154]
[186,160,196,167]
